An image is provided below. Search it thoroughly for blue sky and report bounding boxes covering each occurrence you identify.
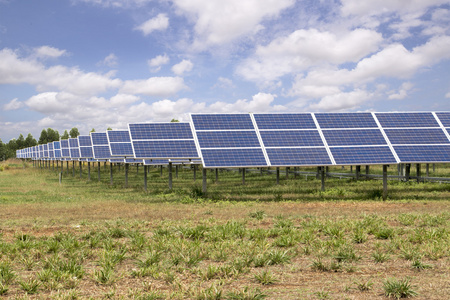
[1,0,450,142]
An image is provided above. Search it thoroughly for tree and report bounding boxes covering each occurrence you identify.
[16,134,25,149]
[107,127,112,131]
[61,130,69,139]
[24,133,37,148]
[38,129,48,144]
[69,127,80,138]
[46,128,60,142]
[0,139,5,161]
[170,118,179,122]
[90,128,96,133]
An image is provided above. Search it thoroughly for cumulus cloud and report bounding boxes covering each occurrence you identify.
[237,28,383,82]
[34,46,67,59]
[388,82,413,100]
[340,0,449,17]
[172,0,294,49]
[309,89,373,111]
[74,0,153,8]
[98,53,118,67]
[148,54,169,72]
[171,59,193,75]
[446,92,450,98]
[3,98,24,110]
[120,77,187,96]
[213,77,235,89]
[135,13,169,36]
[208,93,285,113]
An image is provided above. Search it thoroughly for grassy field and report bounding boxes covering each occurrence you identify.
[0,159,449,299]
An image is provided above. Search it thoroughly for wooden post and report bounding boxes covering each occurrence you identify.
[382,165,388,200]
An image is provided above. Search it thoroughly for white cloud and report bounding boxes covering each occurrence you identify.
[74,0,153,8]
[110,94,140,106]
[213,77,235,89]
[445,92,450,98]
[34,46,66,59]
[99,53,118,67]
[135,13,169,36]
[3,98,24,110]
[171,59,193,75]
[148,54,169,72]
[120,76,187,96]
[388,82,413,100]
[237,28,383,82]
[208,92,285,113]
[172,0,294,49]
[309,89,373,111]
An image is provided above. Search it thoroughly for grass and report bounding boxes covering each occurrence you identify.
[0,160,449,298]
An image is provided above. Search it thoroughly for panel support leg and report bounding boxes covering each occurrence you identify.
[365,165,370,178]
[98,162,101,181]
[321,166,325,191]
[383,165,388,201]
[416,163,421,183]
[175,165,178,179]
[88,162,91,180]
[168,162,173,190]
[144,165,148,192]
[276,167,280,185]
[193,165,197,181]
[215,168,219,183]
[426,163,429,178]
[286,167,289,179]
[125,163,129,188]
[202,168,207,194]
[356,165,361,180]
[405,164,411,182]
[110,163,113,186]
[242,168,246,185]
[72,161,75,177]
[79,161,82,179]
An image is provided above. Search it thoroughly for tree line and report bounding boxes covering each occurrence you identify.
[0,127,88,161]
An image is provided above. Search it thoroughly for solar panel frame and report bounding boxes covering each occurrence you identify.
[91,132,112,160]
[106,130,135,157]
[331,146,398,165]
[78,135,94,158]
[128,122,200,160]
[315,113,378,129]
[68,138,80,159]
[394,145,450,163]
[384,128,450,145]
[435,112,450,127]
[253,113,317,129]
[375,112,439,128]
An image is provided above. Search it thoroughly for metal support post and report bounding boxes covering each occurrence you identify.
[79,161,82,178]
[88,162,91,180]
[321,166,325,191]
[98,162,101,181]
[356,165,361,180]
[168,162,173,190]
[215,168,218,183]
[144,165,148,192]
[242,168,246,185]
[416,164,421,183]
[193,165,197,181]
[382,165,388,200]
[110,163,113,186]
[202,168,207,194]
[276,167,280,185]
[125,163,129,188]
[405,164,411,182]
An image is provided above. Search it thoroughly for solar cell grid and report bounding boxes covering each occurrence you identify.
[107,130,131,143]
[266,148,332,166]
[110,143,134,156]
[385,128,450,145]
[191,114,254,130]
[60,139,69,147]
[78,135,92,147]
[143,159,169,165]
[133,140,199,159]
[376,112,438,128]
[93,145,112,159]
[70,148,80,158]
[201,148,267,168]
[394,145,450,163]
[254,113,316,129]
[331,146,397,165]
[80,147,94,158]
[323,129,387,146]
[129,123,193,140]
[91,132,108,145]
[260,130,324,147]
[315,113,377,129]
[435,112,450,127]
[196,131,260,148]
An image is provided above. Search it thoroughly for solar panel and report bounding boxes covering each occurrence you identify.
[43,144,49,158]
[191,114,254,130]
[60,139,70,158]
[266,148,332,166]
[129,123,200,159]
[78,135,94,158]
[384,128,450,145]
[315,113,377,129]
[261,131,324,147]
[254,113,316,129]
[68,138,80,158]
[200,148,267,167]
[106,130,134,156]
[91,132,112,159]
[394,145,450,163]
[323,129,387,146]
[53,141,61,159]
[196,131,260,148]
[48,142,54,159]
[435,112,450,127]
[376,112,439,128]
[331,146,397,165]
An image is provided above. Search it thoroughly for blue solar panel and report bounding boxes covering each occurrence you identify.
[260,130,323,147]
[69,138,79,148]
[315,113,377,129]
[129,123,193,140]
[70,148,80,158]
[53,141,60,150]
[394,145,450,163]
[254,114,316,129]
[331,146,397,165]
[435,112,450,127]
[266,148,331,166]
[110,143,134,156]
[60,139,69,148]
[80,147,93,158]
[78,135,92,147]
[376,112,439,128]
[93,145,112,159]
[143,159,169,165]
[133,140,199,159]
[110,158,124,163]
[107,130,131,143]
[201,148,267,168]
[191,114,254,130]
[385,128,450,145]
[196,131,260,148]
[323,129,387,146]
[61,149,70,157]
[54,149,61,158]
[91,132,108,145]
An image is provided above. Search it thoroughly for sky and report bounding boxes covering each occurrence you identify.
[1,0,450,142]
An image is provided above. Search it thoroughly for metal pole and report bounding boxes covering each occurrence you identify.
[88,162,91,180]
[79,161,82,178]
[416,164,421,183]
[382,165,388,200]
[426,163,429,177]
[168,162,173,190]
[193,165,197,181]
[175,165,178,179]
[110,163,113,186]
[365,165,369,178]
[286,167,289,179]
[202,167,207,194]
[215,168,218,183]
[72,161,75,177]
[405,164,411,182]
[144,165,148,192]
[276,167,280,185]
[321,166,325,191]
[356,165,361,180]
[160,165,163,177]
[98,162,101,181]
[242,168,246,185]
[125,163,129,188]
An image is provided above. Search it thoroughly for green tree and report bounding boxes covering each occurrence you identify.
[0,139,5,160]
[24,133,37,148]
[38,129,48,144]
[170,118,179,122]
[16,134,25,149]
[46,128,60,142]
[69,127,80,138]
[61,130,69,139]
[90,128,96,133]
[107,127,112,131]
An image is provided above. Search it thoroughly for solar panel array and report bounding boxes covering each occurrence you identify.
[16,112,450,168]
